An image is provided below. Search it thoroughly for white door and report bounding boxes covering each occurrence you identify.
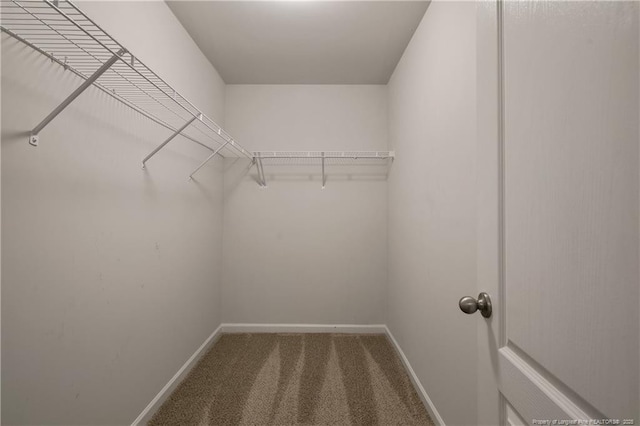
[475,1,639,425]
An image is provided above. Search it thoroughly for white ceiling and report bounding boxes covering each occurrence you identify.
[167,1,430,84]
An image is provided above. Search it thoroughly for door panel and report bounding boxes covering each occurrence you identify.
[503,0,639,419]
[477,1,639,424]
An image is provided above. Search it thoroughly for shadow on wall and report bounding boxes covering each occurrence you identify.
[223,157,258,194]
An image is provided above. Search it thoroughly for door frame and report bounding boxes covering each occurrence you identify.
[476,0,504,424]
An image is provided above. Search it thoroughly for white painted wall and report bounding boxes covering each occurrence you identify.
[1,2,226,424]
[222,85,388,324]
[387,2,478,425]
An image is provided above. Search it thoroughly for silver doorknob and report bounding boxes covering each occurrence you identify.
[459,292,492,318]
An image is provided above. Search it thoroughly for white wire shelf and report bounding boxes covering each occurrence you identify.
[252,151,394,187]
[1,0,396,186]
[0,0,252,167]
[254,151,394,164]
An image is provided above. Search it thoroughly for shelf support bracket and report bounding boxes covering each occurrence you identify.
[321,151,326,188]
[142,113,201,167]
[256,154,266,187]
[386,150,395,178]
[188,140,230,180]
[29,48,126,146]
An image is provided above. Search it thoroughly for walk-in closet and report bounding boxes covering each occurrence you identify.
[2,1,639,425]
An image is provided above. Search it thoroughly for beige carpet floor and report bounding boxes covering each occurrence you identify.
[149,333,434,426]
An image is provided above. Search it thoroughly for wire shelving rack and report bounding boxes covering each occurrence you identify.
[0,0,395,185]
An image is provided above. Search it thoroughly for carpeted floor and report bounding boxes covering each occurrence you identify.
[149,333,434,426]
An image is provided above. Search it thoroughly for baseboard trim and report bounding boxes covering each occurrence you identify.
[130,323,444,426]
[220,323,387,334]
[384,326,446,426]
[130,324,223,426]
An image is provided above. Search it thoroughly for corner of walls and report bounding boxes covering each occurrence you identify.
[0,43,3,423]
[384,326,446,425]
[130,324,224,425]
[81,0,228,332]
[77,1,225,126]
[383,84,391,328]
[218,83,230,328]
[386,2,478,425]
[384,80,393,336]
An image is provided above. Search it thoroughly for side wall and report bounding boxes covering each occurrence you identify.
[222,85,388,325]
[1,2,226,424]
[387,2,478,425]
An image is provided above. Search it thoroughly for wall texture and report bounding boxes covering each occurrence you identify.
[387,2,478,425]
[222,85,388,325]
[1,2,226,424]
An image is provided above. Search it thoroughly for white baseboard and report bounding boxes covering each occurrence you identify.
[220,323,387,334]
[130,323,444,426]
[384,326,445,426]
[130,324,223,426]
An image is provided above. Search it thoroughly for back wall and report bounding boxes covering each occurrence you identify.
[222,85,388,325]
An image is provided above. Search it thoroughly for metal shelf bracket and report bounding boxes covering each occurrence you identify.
[29,47,127,146]
[142,113,202,168]
[256,154,266,187]
[321,151,326,188]
[188,140,230,180]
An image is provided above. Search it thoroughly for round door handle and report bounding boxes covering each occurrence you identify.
[459,292,492,318]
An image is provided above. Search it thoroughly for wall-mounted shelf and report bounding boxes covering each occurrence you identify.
[1,0,395,187]
[253,151,395,188]
[0,0,252,168]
